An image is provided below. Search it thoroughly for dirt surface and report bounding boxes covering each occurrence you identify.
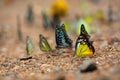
[0,0,120,80]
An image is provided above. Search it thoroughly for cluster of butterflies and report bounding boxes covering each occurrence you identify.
[26,24,95,57]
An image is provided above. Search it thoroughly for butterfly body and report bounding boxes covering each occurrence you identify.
[75,24,95,57]
[39,34,52,52]
[55,24,73,49]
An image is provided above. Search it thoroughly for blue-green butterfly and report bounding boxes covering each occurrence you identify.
[39,34,52,52]
[55,24,73,49]
[41,11,50,29]
[26,4,34,23]
[75,24,95,57]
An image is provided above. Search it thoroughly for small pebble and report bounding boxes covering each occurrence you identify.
[96,61,99,64]
[3,72,18,80]
[1,48,7,54]
[100,41,108,49]
[109,66,120,74]
[34,63,40,68]
[80,60,97,73]
[56,75,66,80]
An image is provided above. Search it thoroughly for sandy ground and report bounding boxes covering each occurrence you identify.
[0,0,120,80]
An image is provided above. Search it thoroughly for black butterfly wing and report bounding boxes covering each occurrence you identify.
[87,41,95,53]
[80,24,90,39]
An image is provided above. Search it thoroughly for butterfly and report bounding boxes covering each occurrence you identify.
[39,34,52,52]
[51,15,60,28]
[17,15,23,41]
[26,36,34,55]
[51,0,68,17]
[75,24,95,57]
[55,24,73,49]
[96,10,104,21]
[108,5,114,23]
[26,4,34,23]
[41,11,50,29]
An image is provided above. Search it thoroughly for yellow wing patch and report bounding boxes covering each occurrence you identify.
[76,42,93,57]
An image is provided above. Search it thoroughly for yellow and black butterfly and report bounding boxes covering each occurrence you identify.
[55,24,73,49]
[75,24,95,57]
[26,36,34,55]
[39,34,52,52]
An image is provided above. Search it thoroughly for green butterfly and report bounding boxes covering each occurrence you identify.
[39,34,52,52]
[17,15,23,41]
[75,24,95,57]
[26,36,34,55]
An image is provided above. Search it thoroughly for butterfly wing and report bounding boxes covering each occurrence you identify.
[26,5,33,23]
[75,24,95,57]
[80,24,90,39]
[61,24,73,47]
[55,24,68,48]
[17,15,23,41]
[75,42,83,56]
[75,34,95,57]
[41,11,50,29]
[55,24,72,48]
[39,35,52,52]
[75,38,84,56]
[26,36,34,55]
[75,39,94,57]
[87,41,95,53]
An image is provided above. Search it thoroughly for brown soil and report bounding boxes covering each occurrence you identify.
[0,0,120,80]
